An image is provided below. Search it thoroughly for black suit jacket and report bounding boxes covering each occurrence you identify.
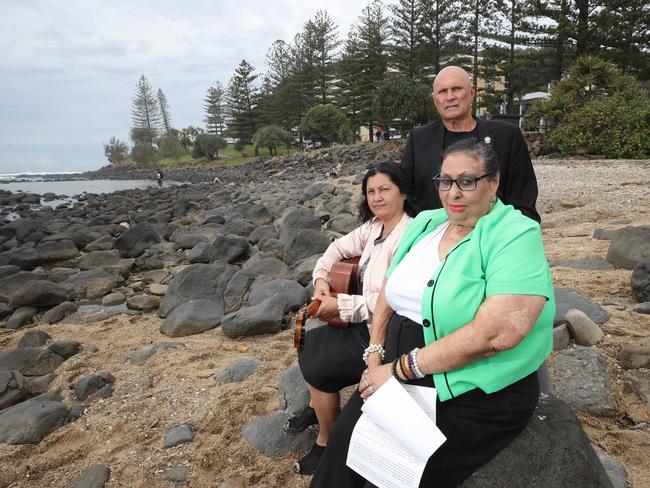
[401,119,540,222]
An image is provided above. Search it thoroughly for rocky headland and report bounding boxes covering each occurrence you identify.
[0,142,649,487]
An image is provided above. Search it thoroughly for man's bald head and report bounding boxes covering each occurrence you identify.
[433,66,472,91]
[432,66,475,127]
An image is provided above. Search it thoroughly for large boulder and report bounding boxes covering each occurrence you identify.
[619,337,650,370]
[72,371,115,401]
[0,370,29,410]
[461,395,614,488]
[549,346,617,417]
[221,295,287,338]
[5,307,39,330]
[62,267,124,300]
[278,208,321,244]
[241,411,313,458]
[284,229,331,266]
[278,365,310,416]
[207,235,250,264]
[0,347,64,377]
[78,251,121,270]
[606,225,650,269]
[248,277,307,311]
[0,395,69,444]
[9,280,73,308]
[114,222,161,258]
[241,257,289,278]
[158,262,236,318]
[325,214,360,235]
[160,299,222,337]
[0,271,48,303]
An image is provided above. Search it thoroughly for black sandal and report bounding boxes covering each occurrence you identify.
[284,406,318,433]
[294,442,326,475]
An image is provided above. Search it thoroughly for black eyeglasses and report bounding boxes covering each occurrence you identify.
[433,171,495,191]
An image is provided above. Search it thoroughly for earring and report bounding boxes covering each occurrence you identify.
[489,196,497,210]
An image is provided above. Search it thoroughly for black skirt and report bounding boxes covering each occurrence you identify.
[298,322,370,393]
[310,314,540,488]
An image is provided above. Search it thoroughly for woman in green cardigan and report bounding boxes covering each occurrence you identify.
[310,138,555,488]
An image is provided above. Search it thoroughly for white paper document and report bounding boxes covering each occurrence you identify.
[346,377,446,488]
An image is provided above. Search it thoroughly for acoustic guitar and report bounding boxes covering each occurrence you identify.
[293,258,360,349]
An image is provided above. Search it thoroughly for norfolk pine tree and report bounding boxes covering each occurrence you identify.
[226,60,260,147]
[388,0,426,80]
[204,82,227,135]
[157,89,172,135]
[131,75,161,163]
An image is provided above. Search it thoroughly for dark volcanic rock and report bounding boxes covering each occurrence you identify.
[6,306,38,330]
[9,280,73,308]
[114,223,161,258]
[207,234,250,264]
[42,301,78,324]
[0,271,48,303]
[62,267,124,300]
[278,208,321,244]
[284,229,330,266]
[461,395,613,488]
[126,295,160,312]
[67,465,111,488]
[554,287,610,325]
[549,346,617,417]
[78,251,121,270]
[631,262,650,303]
[72,371,115,401]
[606,225,650,269]
[17,330,52,348]
[0,395,69,445]
[160,299,222,337]
[278,365,310,416]
[215,358,262,383]
[163,423,194,448]
[241,411,312,458]
[0,347,64,376]
[248,277,306,311]
[158,262,236,318]
[221,295,287,338]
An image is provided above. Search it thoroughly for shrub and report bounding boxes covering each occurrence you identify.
[528,56,650,158]
[192,133,227,160]
[300,104,352,147]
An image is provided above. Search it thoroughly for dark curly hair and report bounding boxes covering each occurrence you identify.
[358,162,419,222]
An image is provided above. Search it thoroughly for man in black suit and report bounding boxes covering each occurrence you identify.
[401,66,540,222]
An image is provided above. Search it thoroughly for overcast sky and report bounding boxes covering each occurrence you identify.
[0,0,363,174]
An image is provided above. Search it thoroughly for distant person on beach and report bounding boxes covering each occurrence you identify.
[289,163,417,475]
[156,169,164,188]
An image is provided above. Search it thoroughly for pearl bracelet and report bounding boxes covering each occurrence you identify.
[363,344,385,365]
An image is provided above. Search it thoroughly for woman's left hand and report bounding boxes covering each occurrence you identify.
[359,363,392,401]
[314,295,339,321]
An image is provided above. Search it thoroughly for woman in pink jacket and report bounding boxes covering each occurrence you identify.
[291,163,418,474]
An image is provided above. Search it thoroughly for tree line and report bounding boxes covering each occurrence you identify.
[104,0,649,164]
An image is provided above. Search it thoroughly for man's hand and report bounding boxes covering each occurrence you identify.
[314,295,339,321]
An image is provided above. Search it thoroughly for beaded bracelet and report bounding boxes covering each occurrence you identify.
[409,348,425,379]
[363,344,385,365]
[400,354,414,380]
[391,358,405,383]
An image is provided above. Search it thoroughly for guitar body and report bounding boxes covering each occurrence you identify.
[294,257,360,348]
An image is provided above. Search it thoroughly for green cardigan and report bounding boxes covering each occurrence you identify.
[386,200,554,402]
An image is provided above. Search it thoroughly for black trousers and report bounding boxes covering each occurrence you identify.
[310,314,539,488]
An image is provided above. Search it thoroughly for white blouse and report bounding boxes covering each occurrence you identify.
[384,221,449,324]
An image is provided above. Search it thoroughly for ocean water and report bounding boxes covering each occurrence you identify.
[0,175,170,220]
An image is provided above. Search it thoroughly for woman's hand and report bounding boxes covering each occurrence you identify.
[313,278,330,298]
[359,363,392,400]
[314,295,339,321]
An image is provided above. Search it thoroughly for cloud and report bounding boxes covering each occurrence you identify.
[0,0,364,172]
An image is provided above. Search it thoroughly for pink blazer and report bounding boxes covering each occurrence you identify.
[312,212,412,324]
